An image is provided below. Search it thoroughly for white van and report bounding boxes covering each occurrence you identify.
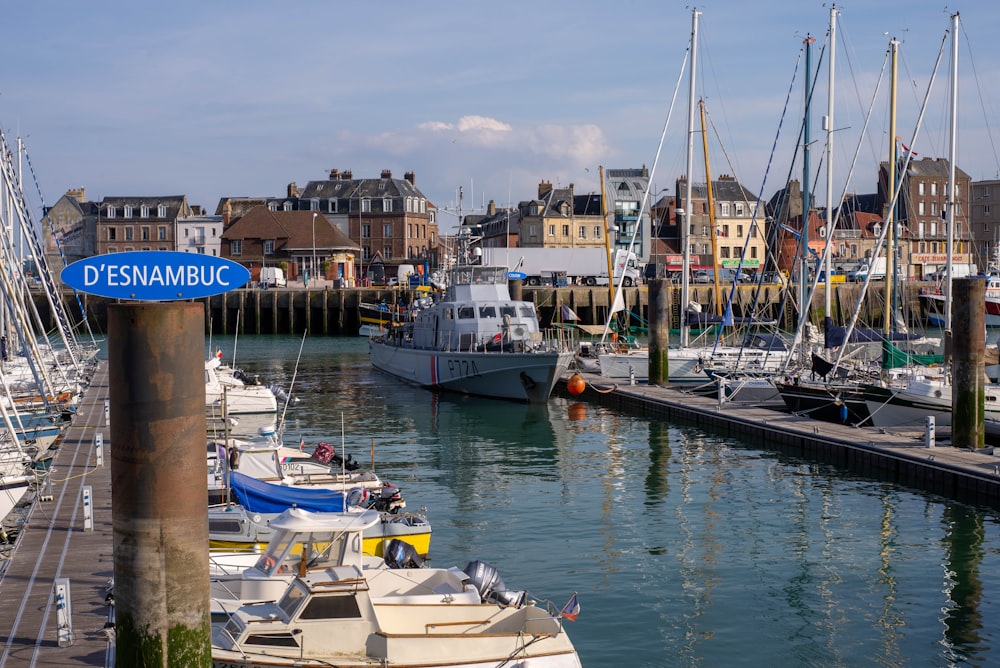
[260,267,286,288]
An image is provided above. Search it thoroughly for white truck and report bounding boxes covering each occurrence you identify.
[259,266,287,288]
[846,257,887,282]
[481,247,641,287]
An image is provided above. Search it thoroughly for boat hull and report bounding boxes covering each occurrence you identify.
[369,341,572,403]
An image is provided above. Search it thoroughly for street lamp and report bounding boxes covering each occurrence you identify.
[311,212,318,286]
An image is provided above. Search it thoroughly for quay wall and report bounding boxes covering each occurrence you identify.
[43,281,933,336]
[556,380,1000,510]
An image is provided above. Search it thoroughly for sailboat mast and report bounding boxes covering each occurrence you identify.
[599,166,616,313]
[800,34,814,328]
[699,100,723,316]
[883,39,898,339]
[824,6,838,316]
[945,12,959,331]
[681,8,700,349]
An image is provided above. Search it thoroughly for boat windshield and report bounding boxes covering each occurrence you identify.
[448,265,507,286]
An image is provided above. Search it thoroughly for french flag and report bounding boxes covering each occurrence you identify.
[560,592,580,622]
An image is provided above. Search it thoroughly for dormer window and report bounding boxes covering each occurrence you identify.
[157,204,167,217]
[107,206,117,219]
[140,205,150,218]
[383,198,392,212]
[124,206,133,218]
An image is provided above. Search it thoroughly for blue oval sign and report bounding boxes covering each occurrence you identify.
[507,271,527,281]
[61,251,251,301]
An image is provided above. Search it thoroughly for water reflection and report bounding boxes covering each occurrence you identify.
[943,504,986,663]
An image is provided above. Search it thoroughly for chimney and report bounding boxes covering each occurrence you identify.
[487,200,496,216]
[223,200,232,226]
[191,205,203,216]
[287,182,300,198]
[66,187,86,203]
[538,180,553,199]
[404,171,415,185]
[329,168,340,180]
[381,169,392,179]
[342,170,353,180]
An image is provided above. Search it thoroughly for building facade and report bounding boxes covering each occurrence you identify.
[95,195,189,255]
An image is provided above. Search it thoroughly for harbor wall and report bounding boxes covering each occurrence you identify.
[44,281,936,336]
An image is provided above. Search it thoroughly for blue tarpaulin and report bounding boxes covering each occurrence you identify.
[229,470,347,514]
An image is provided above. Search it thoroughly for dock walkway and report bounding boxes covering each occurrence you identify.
[0,360,113,668]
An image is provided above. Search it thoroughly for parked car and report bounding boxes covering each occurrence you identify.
[692,270,713,283]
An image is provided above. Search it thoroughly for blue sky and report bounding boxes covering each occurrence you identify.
[3,2,998,231]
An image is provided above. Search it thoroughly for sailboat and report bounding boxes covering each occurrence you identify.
[594,9,792,386]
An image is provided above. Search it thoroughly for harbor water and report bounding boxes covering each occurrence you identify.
[207,334,999,666]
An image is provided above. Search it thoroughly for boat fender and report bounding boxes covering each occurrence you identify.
[228,446,240,470]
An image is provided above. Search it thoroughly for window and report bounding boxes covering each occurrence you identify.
[931,202,938,216]
[931,183,938,196]
[363,246,371,260]
[722,225,730,237]
[158,204,167,217]
[737,225,744,238]
[383,198,392,212]
[702,225,709,236]
[383,245,392,259]
[562,224,569,236]
[918,202,925,215]
[282,201,292,211]
[124,205,133,218]
[736,203,745,216]
[594,226,601,238]
[721,202,730,216]
[361,199,372,213]
[231,239,242,256]
[263,240,274,255]
[159,227,167,241]
[125,228,133,241]
[383,223,393,237]
[362,224,371,238]
[578,226,586,239]
[267,202,278,212]
[328,198,338,213]
[108,227,117,241]
[107,206,116,219]
[751,246,758,259]
[548,224,555,236]
[720,247,731,258]
[141,227,150,241]
[918,183,925,195]
[986,205,992,217]
[140,205,149,218]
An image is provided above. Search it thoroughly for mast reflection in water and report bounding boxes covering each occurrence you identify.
[206,335,1000,666]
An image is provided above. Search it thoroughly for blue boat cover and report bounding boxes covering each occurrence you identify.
[229,471,346,514]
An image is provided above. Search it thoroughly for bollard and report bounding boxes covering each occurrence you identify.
[925,415,936,449]
[717,379,725,409]
[104,399,110,427]
[629,365,636,386]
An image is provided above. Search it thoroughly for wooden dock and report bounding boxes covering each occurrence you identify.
[0,361,113,668]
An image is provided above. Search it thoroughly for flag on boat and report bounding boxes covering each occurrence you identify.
[492,331,503,343]
[560,592,580,621]
[299,437,305,451]
[610,291,626,315]
[560,304,580,321]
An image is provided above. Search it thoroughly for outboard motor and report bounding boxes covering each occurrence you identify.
[374,484,405,512]
[384,539,424,569]
[463,560,526,607]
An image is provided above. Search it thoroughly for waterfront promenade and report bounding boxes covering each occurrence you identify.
[0,360,113,668]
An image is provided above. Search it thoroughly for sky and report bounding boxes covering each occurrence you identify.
[3,1,1000,233]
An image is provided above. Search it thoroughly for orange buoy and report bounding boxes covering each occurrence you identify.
[567,373,586,396]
